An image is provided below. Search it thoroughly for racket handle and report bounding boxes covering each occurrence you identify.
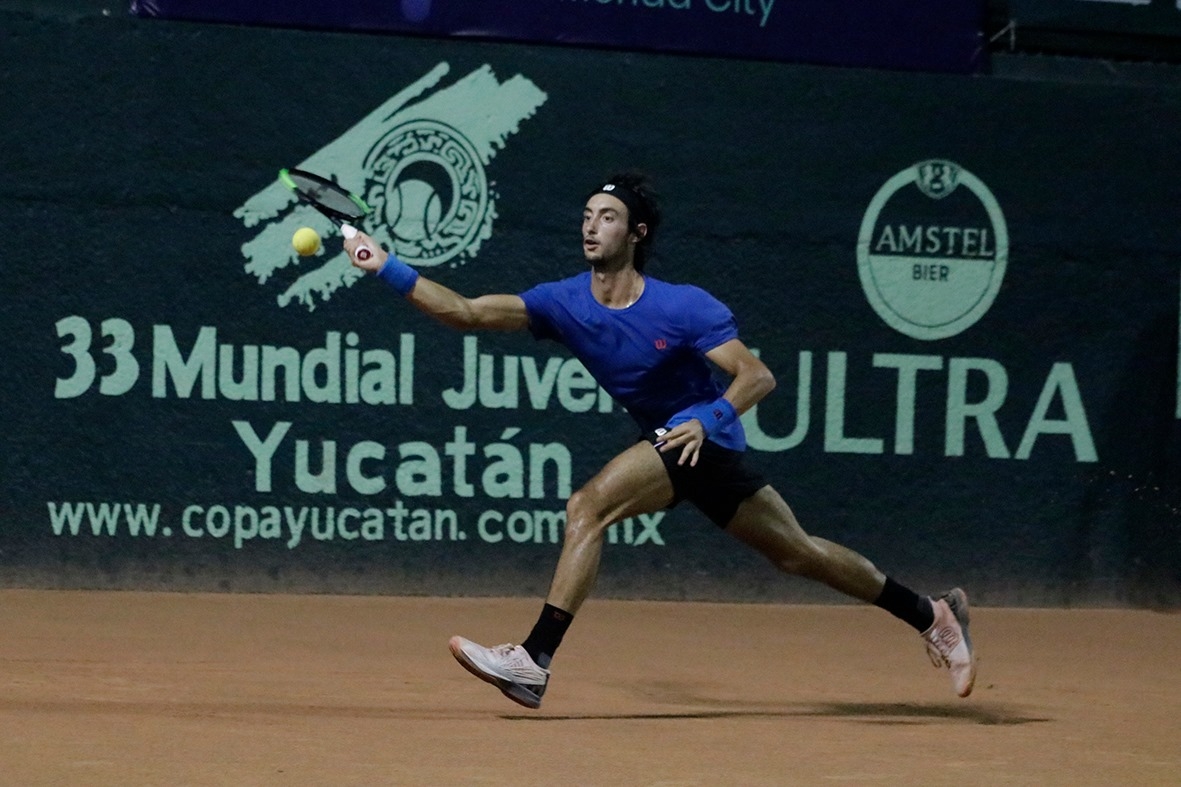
[341,223,373,262]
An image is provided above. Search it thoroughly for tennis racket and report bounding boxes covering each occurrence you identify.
[278,168,376,261]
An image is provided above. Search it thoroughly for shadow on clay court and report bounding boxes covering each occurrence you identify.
[503,702,1051,726]
[0,696,1048,726]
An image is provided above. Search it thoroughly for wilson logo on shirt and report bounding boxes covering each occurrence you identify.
[654,339,668,350]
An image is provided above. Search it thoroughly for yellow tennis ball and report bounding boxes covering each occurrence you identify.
[292,227,321,256]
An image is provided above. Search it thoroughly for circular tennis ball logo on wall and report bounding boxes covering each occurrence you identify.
[363,119,491,268]
[234,63,547,309]
[857,160,1008,341]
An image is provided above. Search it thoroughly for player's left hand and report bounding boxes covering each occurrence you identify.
[657,420,706,466]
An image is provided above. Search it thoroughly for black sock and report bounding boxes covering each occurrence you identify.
[873,576,934,633]
[521,603,573,669]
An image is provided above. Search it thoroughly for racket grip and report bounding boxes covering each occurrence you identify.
[341,224,373,262]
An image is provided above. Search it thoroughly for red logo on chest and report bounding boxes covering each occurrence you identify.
[654,339,668,350]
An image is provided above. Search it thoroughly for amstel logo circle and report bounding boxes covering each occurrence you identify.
[857,160,1008,341]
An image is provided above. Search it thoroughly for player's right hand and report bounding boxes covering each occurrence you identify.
[344,231,389,273]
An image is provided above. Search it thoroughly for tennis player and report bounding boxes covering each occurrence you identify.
[344,173,976,708]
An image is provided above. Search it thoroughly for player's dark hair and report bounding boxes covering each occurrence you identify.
[589,171,662,272]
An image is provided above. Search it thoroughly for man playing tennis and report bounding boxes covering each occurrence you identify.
[344,173,976,709]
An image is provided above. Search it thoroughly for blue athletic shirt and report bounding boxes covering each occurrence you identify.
[520,271,746,450]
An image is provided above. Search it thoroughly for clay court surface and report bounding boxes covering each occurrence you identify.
[1,591,1177,786]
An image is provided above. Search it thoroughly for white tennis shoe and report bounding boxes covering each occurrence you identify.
[449,636,550,709]
[921,588,976,698]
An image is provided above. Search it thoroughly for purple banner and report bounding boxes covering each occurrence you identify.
[128,0,986,74]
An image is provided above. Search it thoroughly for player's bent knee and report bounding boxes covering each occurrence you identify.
[564,491,606,541]
[565,489,590,522]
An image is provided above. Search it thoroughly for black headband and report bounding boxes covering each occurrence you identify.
[588,183,649,227]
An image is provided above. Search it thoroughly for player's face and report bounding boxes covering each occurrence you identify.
[582,194,640,266]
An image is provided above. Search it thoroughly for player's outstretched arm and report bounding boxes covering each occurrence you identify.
[344,230,529,332]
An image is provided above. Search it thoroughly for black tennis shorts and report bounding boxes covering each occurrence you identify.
[643,430,771,528]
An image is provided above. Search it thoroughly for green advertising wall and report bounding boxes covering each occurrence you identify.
[2,4,1179,605]
[1004,0,1181,61]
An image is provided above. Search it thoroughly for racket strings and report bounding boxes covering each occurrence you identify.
[290,175,364,217]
